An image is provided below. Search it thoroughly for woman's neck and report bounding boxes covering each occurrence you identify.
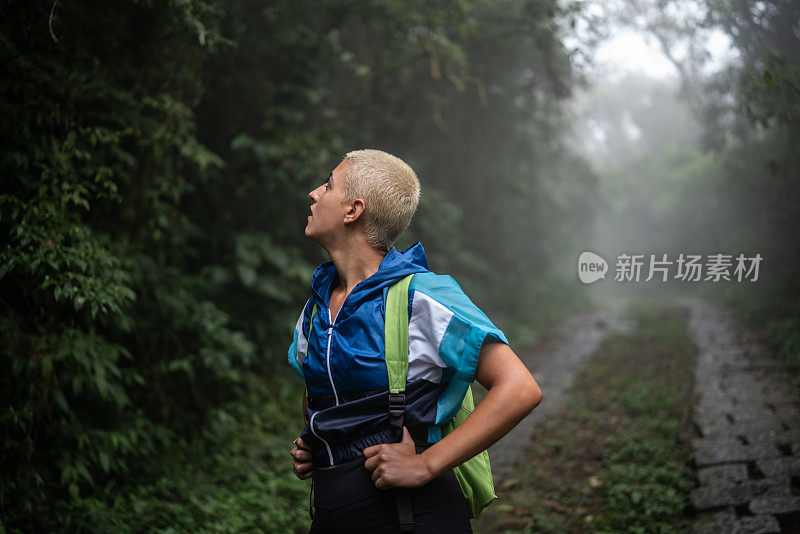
[327,243,387,295]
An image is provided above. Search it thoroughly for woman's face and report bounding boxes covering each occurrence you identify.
[305,160,349,244]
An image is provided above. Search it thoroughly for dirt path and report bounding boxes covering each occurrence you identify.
[487,296,633,480]
[485,295,800,532]
[684,298,800,533]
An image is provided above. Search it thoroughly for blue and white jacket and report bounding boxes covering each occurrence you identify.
[288,241,509,467]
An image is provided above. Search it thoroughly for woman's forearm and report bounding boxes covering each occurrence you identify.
[363,341,541,489]
[420,342,542,480]
[420,374,540,479]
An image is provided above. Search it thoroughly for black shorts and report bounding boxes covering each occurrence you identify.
[309,454,472,534]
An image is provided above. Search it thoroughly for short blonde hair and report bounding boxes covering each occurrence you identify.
[342,149,421,251]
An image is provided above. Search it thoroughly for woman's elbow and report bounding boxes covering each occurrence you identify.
[531,382,543,410]
[521,374,543,413]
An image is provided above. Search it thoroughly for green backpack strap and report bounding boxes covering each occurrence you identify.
[385,274,413,394]
[309,304,317,338]
[384,274,416,533]
[385,273,414,445]
[384,273,496,520]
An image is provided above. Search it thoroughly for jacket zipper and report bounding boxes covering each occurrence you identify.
[309,411,334,465]
[326,309,339,406]
[309,309,338,467]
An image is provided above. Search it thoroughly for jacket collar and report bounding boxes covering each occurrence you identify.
[310,241,430,324]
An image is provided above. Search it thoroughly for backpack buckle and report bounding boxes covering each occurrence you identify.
[389,393,405,413]
[388,393,405,441]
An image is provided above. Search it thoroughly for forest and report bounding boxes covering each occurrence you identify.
[1,0,798,531]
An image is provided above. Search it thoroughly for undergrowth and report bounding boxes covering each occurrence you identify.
[476,301,697,533]
[52,367,311,533]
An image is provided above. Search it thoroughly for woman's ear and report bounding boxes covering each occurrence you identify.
[344,197,366,224]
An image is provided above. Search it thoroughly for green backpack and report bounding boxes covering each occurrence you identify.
[384,273,497,520]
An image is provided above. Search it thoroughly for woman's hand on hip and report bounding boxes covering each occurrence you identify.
[290,437,314,480]
[363,427,434,489]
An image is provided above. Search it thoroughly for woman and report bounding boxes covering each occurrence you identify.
[288,149,542,533]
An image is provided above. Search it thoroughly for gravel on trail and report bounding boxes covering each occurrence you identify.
[685,298,800,534]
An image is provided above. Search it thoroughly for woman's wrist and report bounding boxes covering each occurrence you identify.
[418,448,444,483]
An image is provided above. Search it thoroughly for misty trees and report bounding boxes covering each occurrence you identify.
[586,0,800,364]
[654,0,800,302]
[1,0,592,528]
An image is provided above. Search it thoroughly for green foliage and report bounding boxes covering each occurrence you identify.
[599,464,691,534]
[694,4,800,375]
[718,290,800,372]
[1,0,590,529]
[54,373,311,533]
[0,0,265,528]
[475,302,696,534]
[592,305,695,533]
[596,417,694,533]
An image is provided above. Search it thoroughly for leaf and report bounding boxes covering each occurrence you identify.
[99,451,111,473]
[75,461,93,485]
[236,264,257,287]
[763,70,777,86]
[54,390,69,413]
[255,276,292,302]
